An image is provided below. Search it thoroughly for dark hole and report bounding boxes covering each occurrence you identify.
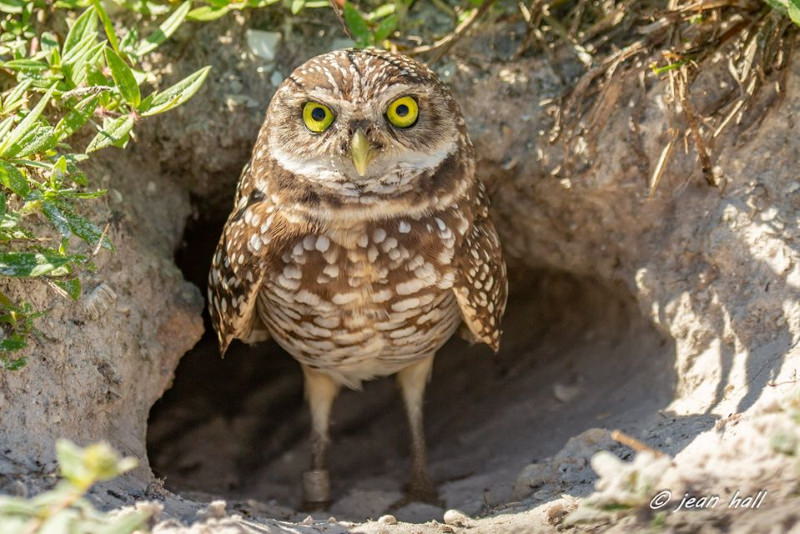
[147,198,698,522]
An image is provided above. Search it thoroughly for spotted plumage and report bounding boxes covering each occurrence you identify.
[208,48,507,505]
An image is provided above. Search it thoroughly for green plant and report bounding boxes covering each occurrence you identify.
[764,0,800,25]
[0,440,146,534]
[342,0,404,47]
[0,1,209,367]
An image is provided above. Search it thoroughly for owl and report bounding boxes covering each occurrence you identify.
[208,48,507,506]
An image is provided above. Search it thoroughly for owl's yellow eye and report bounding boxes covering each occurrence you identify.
[386,96,419,128]
[303,102,335,133]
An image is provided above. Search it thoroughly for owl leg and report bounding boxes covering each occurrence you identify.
[397,355,438,503]
[301,365,340,508]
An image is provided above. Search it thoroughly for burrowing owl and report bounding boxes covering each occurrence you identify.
[208,49,507,506]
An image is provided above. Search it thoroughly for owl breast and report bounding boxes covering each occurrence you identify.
[256,216,466,388]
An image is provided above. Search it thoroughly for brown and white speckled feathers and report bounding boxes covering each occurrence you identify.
[208,163,318,354]
[452,181,507,352]
[208,48,507,386]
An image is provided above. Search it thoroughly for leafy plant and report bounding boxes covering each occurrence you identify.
[764,0,800,25]
[342,0,402,47]
[0,1,209,366]
[0,440,146,534]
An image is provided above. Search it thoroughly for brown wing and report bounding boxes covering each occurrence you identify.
[208,165,313,355]
[452,182,508,353]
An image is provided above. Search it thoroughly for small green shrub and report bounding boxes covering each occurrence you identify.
[0,1,209,368]
[0,440,146,534]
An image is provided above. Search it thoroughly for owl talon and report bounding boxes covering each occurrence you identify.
[302,469,331,508]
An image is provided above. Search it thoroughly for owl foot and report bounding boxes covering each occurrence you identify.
[302,469,331,509]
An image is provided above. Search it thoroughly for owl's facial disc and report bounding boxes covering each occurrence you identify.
[267,49,463,200]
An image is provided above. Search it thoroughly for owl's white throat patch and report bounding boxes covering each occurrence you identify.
[269,137,457,192]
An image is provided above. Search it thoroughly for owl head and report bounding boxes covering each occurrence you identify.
[262,49,468,203]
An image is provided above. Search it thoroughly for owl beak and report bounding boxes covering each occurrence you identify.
[350,129,375,177]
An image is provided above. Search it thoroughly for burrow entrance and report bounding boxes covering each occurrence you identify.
[146,210,682,522]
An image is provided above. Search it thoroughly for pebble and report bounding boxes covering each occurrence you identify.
[198,500,226,520]
[443,509,469,527]
[246,29,281,62]
[378,514,397,525]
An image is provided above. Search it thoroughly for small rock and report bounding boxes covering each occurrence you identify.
[270,70,284,87]
[197,500,226,520]
[553,380,582,403]
[443,509,468,526]
[246,29,281,62]
[378,514,398,525]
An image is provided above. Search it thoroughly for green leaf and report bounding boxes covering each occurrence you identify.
[789,0,800,24]
[91,0,120,52]
[94,511,149,534]
[62,30,95,65]
[135,1,191,56]
[57,440,138,489]
[54,95,100,140]
[0,85,55,158]
[0,338,26,352]
[368,3,395,20]
[140,66,210,116]
[1,354,27,369]
[41,31,60,52]
[0,162,29,197]
[63,7,98,57]
[5,124,58,159]
[1,59,49,72]
[0,252,75,277]
[63,41,105,88]
[0,116,16,141]
[0,0,24,14]
[373,13,397,43]
[343,2,371,47]
[42,201,72,237]
[60,205,110,248]
[70,216,109,249]
[104,48,141,107]
[0,496,37,515]
[86,115,135,152]
[54,278,82,300]
[291,0,304,14]
[2,78,33,111]
[187,5,231,21]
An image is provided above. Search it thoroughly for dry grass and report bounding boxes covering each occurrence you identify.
[515,0,796,192]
